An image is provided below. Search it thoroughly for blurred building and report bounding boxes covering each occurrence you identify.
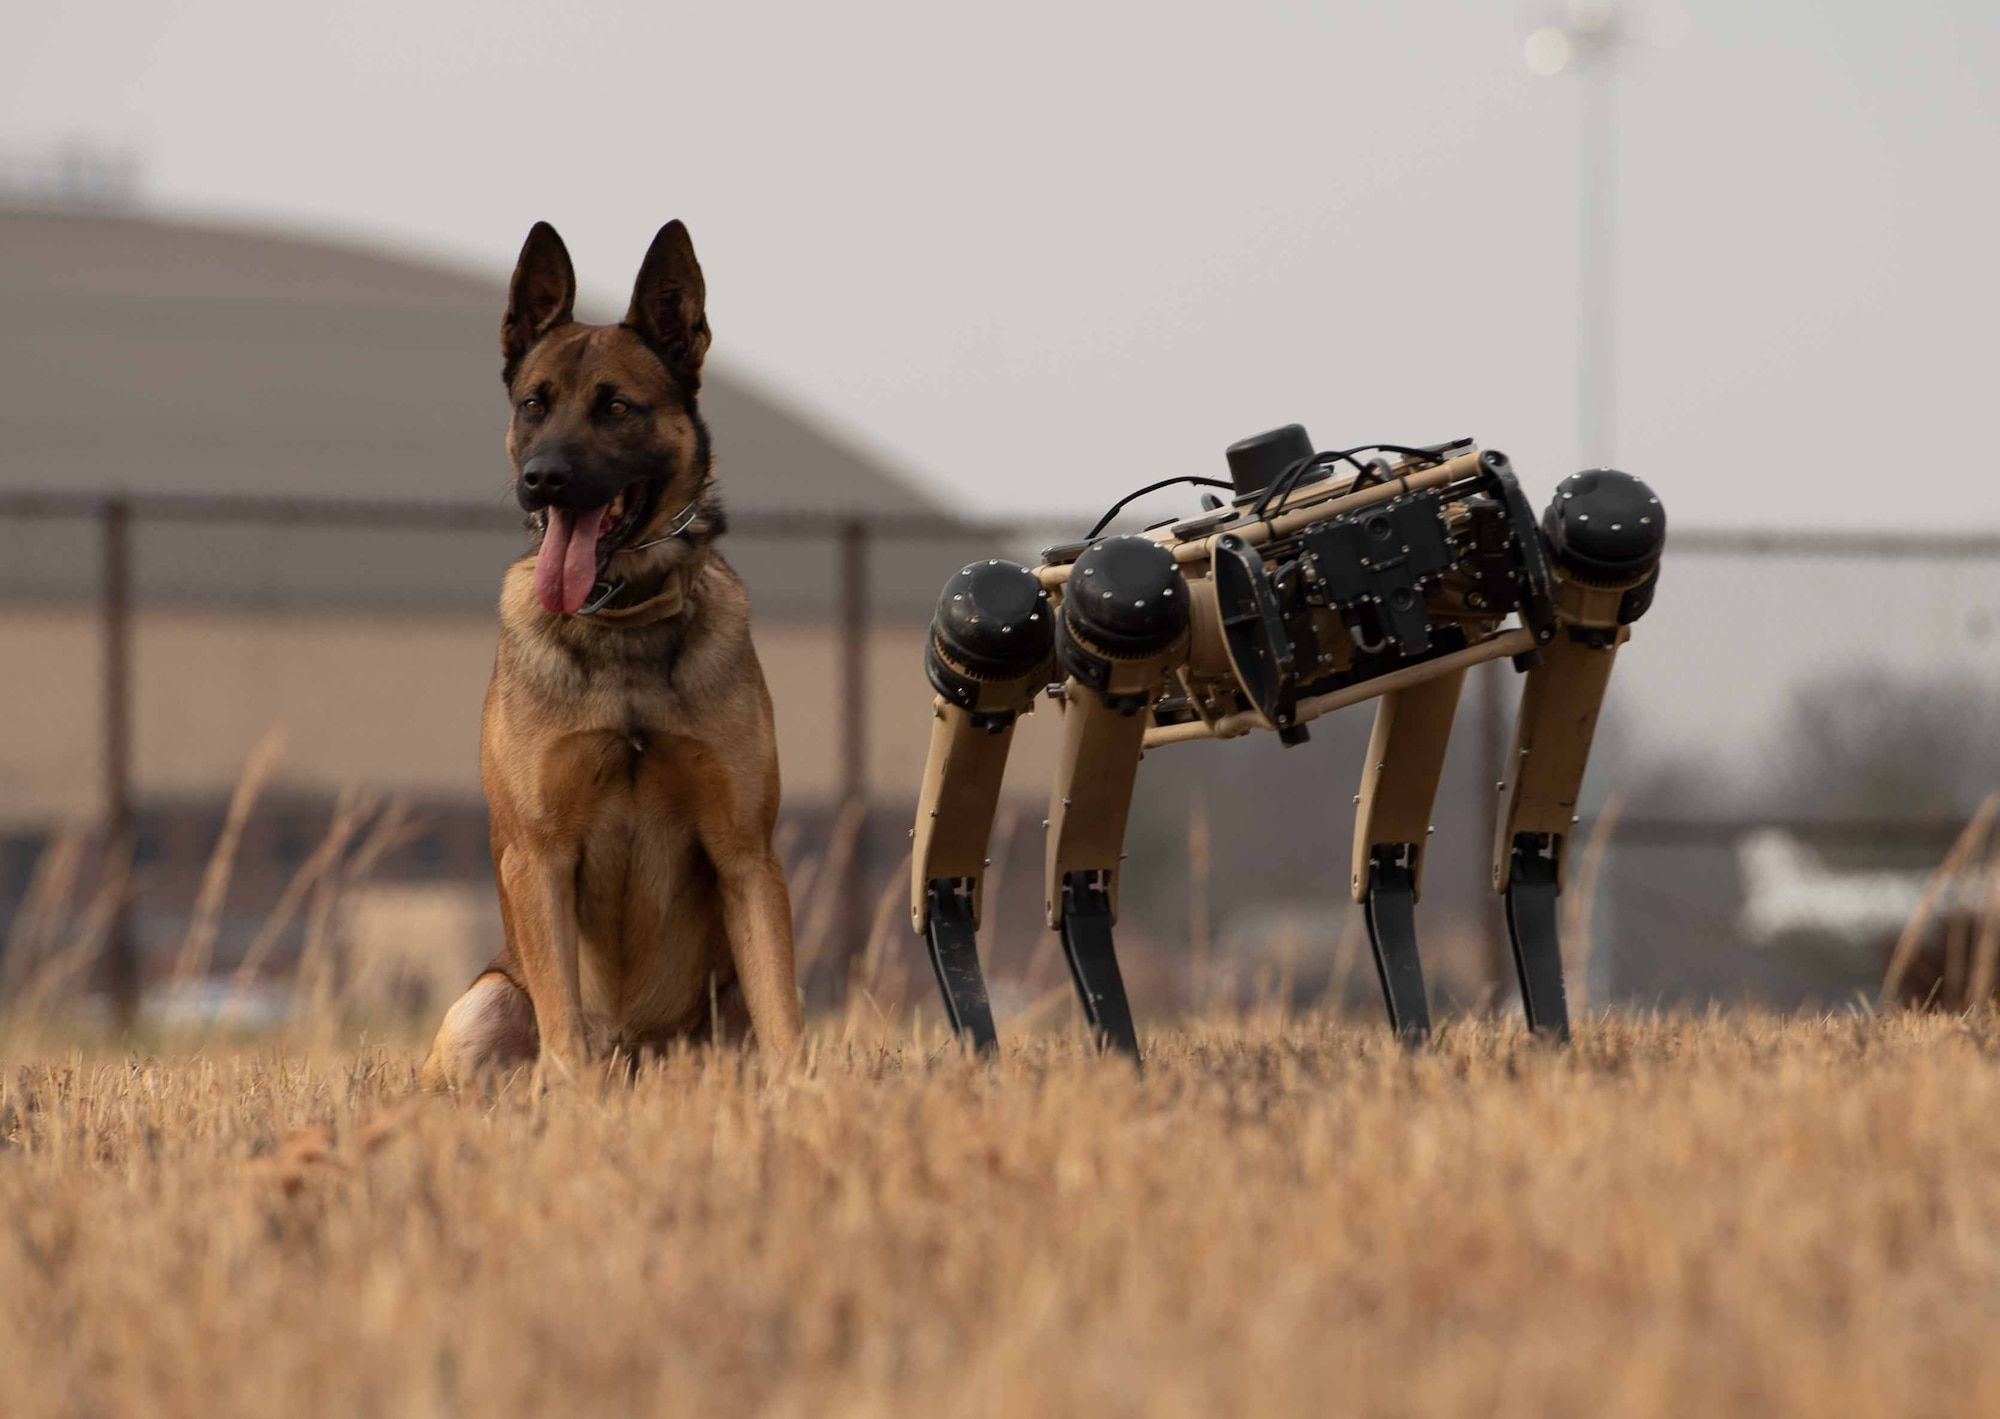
[0,206,1022,818]
[0,204,1036,982]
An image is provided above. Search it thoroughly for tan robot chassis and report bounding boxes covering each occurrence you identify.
[907,424,1666,1058]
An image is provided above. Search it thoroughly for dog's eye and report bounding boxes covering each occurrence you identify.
[606,398,632,417]
[520,397,545,416]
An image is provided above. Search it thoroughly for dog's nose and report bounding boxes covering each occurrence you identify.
[518,451,572,508]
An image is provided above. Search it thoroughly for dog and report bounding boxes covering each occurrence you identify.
[420,220,803,1087]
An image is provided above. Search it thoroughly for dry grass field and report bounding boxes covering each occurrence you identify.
[6,1010,2000,1418]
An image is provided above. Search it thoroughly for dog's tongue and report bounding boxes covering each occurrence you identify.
[533,506,608,616]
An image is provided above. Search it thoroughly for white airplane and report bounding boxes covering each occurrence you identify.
[1736,829,1966,956]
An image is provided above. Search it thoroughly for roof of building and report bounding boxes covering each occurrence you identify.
[0,208,980,616]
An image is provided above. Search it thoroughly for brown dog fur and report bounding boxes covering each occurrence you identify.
[420,221,802,1088]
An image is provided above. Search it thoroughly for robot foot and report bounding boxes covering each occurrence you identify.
[1362,851,1433,1046]
[1057,872,1143,1062]
[1503,839,1571,1040]
[922,880,1000,1053]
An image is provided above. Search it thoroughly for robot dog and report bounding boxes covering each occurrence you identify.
[909,425,1665,1058]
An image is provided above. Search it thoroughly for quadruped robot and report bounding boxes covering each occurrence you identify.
[909,424,1666,1057]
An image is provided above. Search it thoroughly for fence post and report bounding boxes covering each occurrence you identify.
[833,518,871,1001]
[101,496,138,1029]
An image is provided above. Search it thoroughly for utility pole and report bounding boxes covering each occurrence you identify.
[1507,3,1645,1004]
[833,519,871,1003]
[1521,3,1680,1005]
[1526,0,1647,469]
[1576,29,1617,467]
[101,496,138,1029]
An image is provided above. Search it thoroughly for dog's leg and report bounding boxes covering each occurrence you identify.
[687,697,804,1059]
[712,846,804,1058]
[420,970,539,1089]
[497,848,590,1076]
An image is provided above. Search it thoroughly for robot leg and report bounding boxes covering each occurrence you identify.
[1350,668,1468,1043]
[1493,470,1667,1037]
[1492,635,1616,1037]
[1044,537,1190,1060]
[912,560,1057,1051]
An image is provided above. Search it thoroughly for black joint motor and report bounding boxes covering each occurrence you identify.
[1542,470,1667,582]
[1542,469,1666,624]
[1058,536,1189,691]
[926,559,1055,713]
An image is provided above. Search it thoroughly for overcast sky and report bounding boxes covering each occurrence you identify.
[8,0,1998,529]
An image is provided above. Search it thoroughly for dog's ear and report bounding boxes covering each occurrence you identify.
[502,222,576,379]
[624,220,710,392]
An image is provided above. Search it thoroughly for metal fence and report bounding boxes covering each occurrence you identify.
[3,488,1997,1025]
[0,489,1041,1022]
